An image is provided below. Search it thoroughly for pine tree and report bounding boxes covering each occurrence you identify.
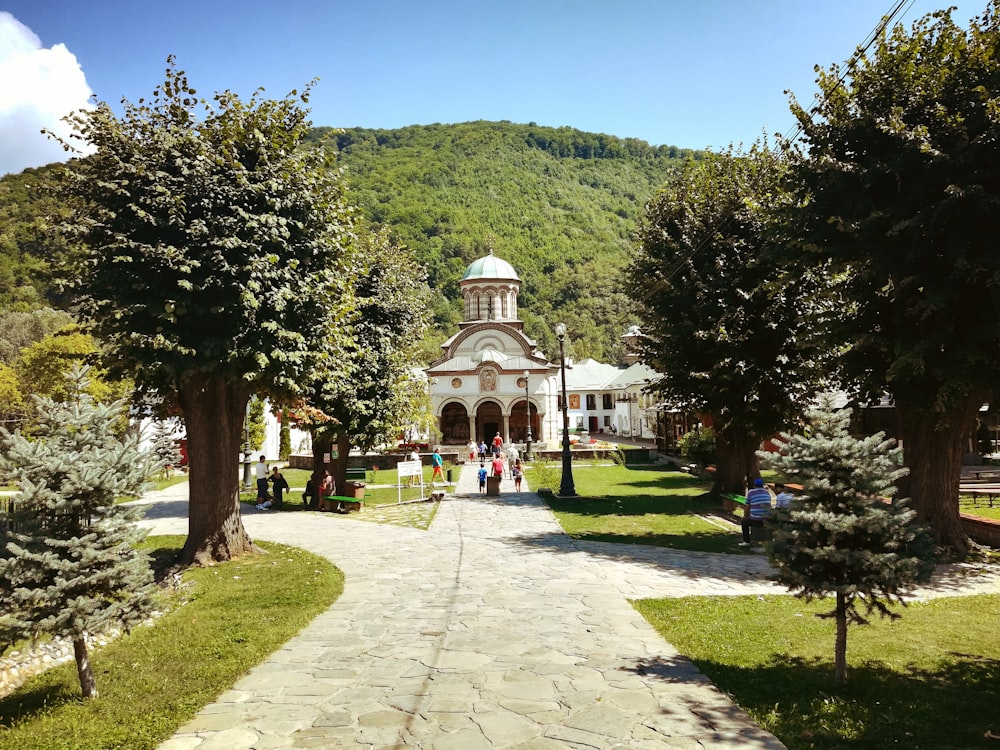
[150,419,182,477]
[759,392,937,684]
[0,366,157,699]
[278,406,291,461]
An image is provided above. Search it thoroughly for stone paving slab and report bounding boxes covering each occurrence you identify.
[135,463,1000,749]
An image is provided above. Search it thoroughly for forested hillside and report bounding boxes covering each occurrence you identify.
[0,121,698,362]
[313,121,700,361]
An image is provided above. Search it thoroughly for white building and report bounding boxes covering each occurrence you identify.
[426,250,658,447]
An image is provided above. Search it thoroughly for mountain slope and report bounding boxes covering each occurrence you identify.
[0,121,698,362]
[315,121,699,360]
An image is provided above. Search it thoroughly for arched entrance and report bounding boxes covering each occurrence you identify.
[508,399,538,443]
[440,402,470,444]
[475,400,503,445]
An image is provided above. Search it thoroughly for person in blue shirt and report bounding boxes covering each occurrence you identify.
[739,477,774,546]
[431,449,444,482]
[478,463,487,493]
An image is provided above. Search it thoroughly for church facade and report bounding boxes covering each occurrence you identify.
[425,250,560,446]
[425,250,661,448]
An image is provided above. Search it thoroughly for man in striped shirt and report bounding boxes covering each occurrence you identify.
[739,477,774,547]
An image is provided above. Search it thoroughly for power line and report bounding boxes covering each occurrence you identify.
[644,0,917,295]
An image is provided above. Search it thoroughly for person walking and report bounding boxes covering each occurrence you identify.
[512,460,523,491]
[739,478,774,546]
[431,449,444,483]
[407,447,421,487]
[468,439,478,463]
[491,432,503,457]
[478,463,488,493]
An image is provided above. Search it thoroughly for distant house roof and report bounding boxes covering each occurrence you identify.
[604,362,658,390]
[563,359,622,390]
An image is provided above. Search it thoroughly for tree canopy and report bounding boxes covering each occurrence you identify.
[52,58,358,563]
[786,2,1000,551]
[630,146,826,494]
[303,229,429,488]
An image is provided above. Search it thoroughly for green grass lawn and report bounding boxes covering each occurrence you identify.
[537,463,746,553]
[634,593,1000,750]
[959,494,1000,521]
[144,473,190,493]
[0,535,343,750]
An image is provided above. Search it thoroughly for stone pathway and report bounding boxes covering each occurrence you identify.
[131,464,1000,750]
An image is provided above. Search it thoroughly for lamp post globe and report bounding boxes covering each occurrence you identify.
[555,323,576,497]
[523,369,533,461]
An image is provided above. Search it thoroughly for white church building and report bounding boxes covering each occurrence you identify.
[425,250,659,448]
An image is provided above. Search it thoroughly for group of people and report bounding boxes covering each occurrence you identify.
[473,432,524,494]
[468,432,509,463]
[302,469,338,511]
[739,478,794,546]
[254,455,290,510]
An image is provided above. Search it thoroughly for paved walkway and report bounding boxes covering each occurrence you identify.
[133,465,1000,750]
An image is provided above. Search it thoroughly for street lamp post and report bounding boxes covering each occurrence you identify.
[523,369,533,461]
[555,323,576,497]
[241,400,253,489]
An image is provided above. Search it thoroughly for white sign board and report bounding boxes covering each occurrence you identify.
[397,459,423,478]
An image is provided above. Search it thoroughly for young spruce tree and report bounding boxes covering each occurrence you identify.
[150,419,182,476]
[0,366,157,699]
[759,392,936,684]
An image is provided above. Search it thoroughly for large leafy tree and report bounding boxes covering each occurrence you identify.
[759,393,936,684]
[630,147,826,495]
[53,59,356,563]
[787,4,1000,552]
[304,229,429,490]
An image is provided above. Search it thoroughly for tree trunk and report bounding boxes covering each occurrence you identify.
[895,395,979,555]
[712,428,759,496]
[312,429,343,507]
[178,372,257,565]
[334,431,351,491]
[74,636,98,699]
[834,591,848,685]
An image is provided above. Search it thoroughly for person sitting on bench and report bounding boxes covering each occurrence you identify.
[739,478,774,547]
[318,470,336,512]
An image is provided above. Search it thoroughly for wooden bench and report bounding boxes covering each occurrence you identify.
[959,483,1000,508]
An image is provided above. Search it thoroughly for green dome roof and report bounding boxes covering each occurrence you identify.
[461,250,520,282]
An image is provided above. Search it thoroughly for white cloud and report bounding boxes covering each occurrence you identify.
[0,12,93,176]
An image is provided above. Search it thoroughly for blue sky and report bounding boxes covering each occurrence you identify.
[0,0,984,175]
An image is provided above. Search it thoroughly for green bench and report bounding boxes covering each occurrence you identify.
[345,467,367,482]
[321,495,364,513]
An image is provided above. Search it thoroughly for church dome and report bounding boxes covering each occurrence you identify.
[461,249,520,282]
